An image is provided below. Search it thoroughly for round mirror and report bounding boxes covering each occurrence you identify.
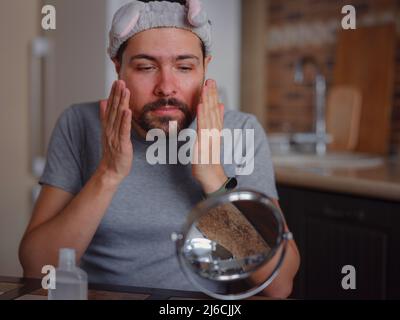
[172,189,293,300]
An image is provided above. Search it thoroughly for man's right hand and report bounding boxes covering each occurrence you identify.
[98,80,133,184]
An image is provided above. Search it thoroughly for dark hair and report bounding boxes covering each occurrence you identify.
[116,35,207,64]
[116,40,129,64]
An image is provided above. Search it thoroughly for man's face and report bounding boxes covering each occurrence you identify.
[114,28,211,135]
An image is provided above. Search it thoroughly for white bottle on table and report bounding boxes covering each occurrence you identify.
[48,248,88,300]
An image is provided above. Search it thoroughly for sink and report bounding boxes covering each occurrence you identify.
[271,152,385,169]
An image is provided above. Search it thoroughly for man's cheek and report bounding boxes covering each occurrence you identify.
[131,104,144,120]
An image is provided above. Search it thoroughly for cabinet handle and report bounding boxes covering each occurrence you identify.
[29,37,54,204]
[29,37,49,177]
[321,207,366,222]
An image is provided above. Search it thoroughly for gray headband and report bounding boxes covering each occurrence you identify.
[108,0,212,59]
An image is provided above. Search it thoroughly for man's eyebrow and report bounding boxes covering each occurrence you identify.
[176,55,200,63]
[129,54,200,63]
[129,54,157,63]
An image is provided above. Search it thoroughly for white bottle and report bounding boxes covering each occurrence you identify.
[48,248,88,300]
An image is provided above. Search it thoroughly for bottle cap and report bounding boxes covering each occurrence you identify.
[58,248,76,270]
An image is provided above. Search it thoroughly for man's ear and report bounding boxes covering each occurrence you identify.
[204,55,212,74]
[112,58,121,76]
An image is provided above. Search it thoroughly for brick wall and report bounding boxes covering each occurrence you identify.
[266,0,400,154]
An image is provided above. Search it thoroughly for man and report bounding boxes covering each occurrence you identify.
[19,0,299,298]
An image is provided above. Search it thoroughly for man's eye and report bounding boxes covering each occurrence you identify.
[137,66,156,71]
[178,66,193,72]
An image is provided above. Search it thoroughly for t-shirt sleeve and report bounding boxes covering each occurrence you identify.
[39,106,83,195]
[235,115,279,200]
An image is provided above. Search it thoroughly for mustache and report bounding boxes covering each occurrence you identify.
[137,98,195,134]
[142,98,191,115]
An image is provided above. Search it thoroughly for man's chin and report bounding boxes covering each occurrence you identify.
[145,117,190,136]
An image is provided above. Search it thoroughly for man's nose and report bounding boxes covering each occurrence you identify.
[154,68,177,97]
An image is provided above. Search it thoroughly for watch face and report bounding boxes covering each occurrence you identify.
[226,177,238,190]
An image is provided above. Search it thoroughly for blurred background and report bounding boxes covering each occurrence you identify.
[1,0,400,299]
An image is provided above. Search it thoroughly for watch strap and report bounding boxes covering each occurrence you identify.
[205,177,237,198]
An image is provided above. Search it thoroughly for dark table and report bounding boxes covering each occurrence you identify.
[0,276,272,300]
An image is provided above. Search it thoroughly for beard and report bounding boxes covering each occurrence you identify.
[137,98,195,136]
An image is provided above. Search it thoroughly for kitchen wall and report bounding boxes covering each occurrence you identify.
[0,0,40,277]
[41,0,109,149]
[265,0,400,155]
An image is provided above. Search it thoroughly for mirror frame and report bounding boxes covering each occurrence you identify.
[172,189,293,300]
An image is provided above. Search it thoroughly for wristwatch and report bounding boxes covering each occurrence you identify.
[205,177,238,198]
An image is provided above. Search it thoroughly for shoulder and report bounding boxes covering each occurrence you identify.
[223,110,263,130]
[50,101,101,146]
[223,110,271,146]
[68,101,100,121]
[56,101,100,131]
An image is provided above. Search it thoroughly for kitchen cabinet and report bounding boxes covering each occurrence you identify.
[333,24,396,155]
[277,184,400,299]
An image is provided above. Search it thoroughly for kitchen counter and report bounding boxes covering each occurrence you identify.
[273,157,400,202]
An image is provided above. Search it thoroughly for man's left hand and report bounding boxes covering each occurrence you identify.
[192,79,227,194]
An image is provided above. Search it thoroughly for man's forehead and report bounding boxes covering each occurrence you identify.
[126,28,203,53]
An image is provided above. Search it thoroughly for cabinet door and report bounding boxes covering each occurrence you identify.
[276,186,306,298]
[277,185,400,299]
[305,216,387,299]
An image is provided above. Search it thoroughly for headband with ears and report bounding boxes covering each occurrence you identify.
[108,0,212,59]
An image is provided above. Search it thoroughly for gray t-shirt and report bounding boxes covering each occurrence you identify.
[39,101,278,291]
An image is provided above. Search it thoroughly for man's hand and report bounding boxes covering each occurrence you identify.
[192,79,227,194]
[98,80,133,184]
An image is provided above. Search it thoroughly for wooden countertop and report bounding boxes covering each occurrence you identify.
[274,157,400,202]
[0,276,274,301]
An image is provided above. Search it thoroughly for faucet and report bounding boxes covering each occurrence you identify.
[294,56,328,156]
